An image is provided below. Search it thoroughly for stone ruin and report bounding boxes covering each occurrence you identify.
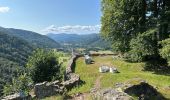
[124,82,166,100]
[62,73,80,90]
[91,88,133,100]
[34,80,64,99]
[90,79,166,100]
[33,54,81,99]
[2,93,31,100]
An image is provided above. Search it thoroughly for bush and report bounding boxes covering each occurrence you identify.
[159,37,170,66]
[3,73,32,96]
[26,49,63,83]
[126,29,158,62]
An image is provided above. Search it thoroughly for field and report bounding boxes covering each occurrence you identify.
[69,56,170,99]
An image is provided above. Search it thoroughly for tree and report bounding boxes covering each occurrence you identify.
[101,0,170,63]
[26,49,62,83]
[126,29,158,62]
[101,0,147,53]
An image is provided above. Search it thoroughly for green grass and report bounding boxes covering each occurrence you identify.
[69,56,170,99]
[42,95,64,100]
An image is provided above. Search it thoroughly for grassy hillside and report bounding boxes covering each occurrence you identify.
[69,56,170,99]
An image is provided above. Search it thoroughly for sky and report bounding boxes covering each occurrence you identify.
[0,0,101,34]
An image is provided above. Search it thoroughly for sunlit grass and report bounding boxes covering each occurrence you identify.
[69,56,170,99]
[42,95,64,100]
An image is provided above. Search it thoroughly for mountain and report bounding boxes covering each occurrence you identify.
[0,27,61,96]
[0,27,60,48]
[0,31,35,96]
[47,33,111,49]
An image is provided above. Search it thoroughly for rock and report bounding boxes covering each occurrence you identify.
[34,81,64,99]
[99,66,118,73]
[2,93,31,100]
[110,67,118,73]
[91,88,133,100]
[62,73,80,89]
[99,66,110,73]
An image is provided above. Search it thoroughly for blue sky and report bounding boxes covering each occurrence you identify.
[0,0,101,34]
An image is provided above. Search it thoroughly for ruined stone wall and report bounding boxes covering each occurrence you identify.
[64,54,81,89]
[33,54,81,99]
[34,81,64,99]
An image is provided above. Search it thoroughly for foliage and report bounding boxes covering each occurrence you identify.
[101,0,147,52]
[101,0,170,66]
[126,29,158,62]
[159,37,170,66]
[27,49,63,83]
[0,31,34,96]
[0,31,34,65]
[3,73,32,96]
[101,0,170,51]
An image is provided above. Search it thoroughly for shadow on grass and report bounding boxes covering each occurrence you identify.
[124,82,167,100]
[143,58,170,76]
[71,57,78,73]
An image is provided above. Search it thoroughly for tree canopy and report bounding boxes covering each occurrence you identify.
[101,0,170,62]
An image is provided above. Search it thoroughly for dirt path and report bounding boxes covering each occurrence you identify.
[94,75,102,90]
[72,93,90,100]
[72,75,102,100]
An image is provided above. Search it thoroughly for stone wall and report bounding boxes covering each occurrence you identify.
[34,81,64,99]
[65,54,77,74]
[2,93,31,100]
[34,54,81,99]
[64,54,81,89]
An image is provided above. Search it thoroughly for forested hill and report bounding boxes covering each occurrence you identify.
[0,32,34,65]
[0,27,60,48]
[0,31,35,96]
[47,33,111,49]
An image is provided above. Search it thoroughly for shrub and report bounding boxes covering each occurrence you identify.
[26,49,63,83]
[159,37,170,66]
[126,29,158,62]
[3,73,32,96]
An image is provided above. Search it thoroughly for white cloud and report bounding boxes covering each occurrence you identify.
[42,25,101,34]
[0,7,10,13]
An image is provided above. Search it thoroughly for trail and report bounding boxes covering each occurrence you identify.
[94,75,102,90]
[71,75,102,100]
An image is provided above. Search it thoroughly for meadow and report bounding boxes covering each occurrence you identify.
[69,56,170,99]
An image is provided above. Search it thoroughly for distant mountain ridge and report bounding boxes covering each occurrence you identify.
[47,33,111,49]
[0,27,60,48]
